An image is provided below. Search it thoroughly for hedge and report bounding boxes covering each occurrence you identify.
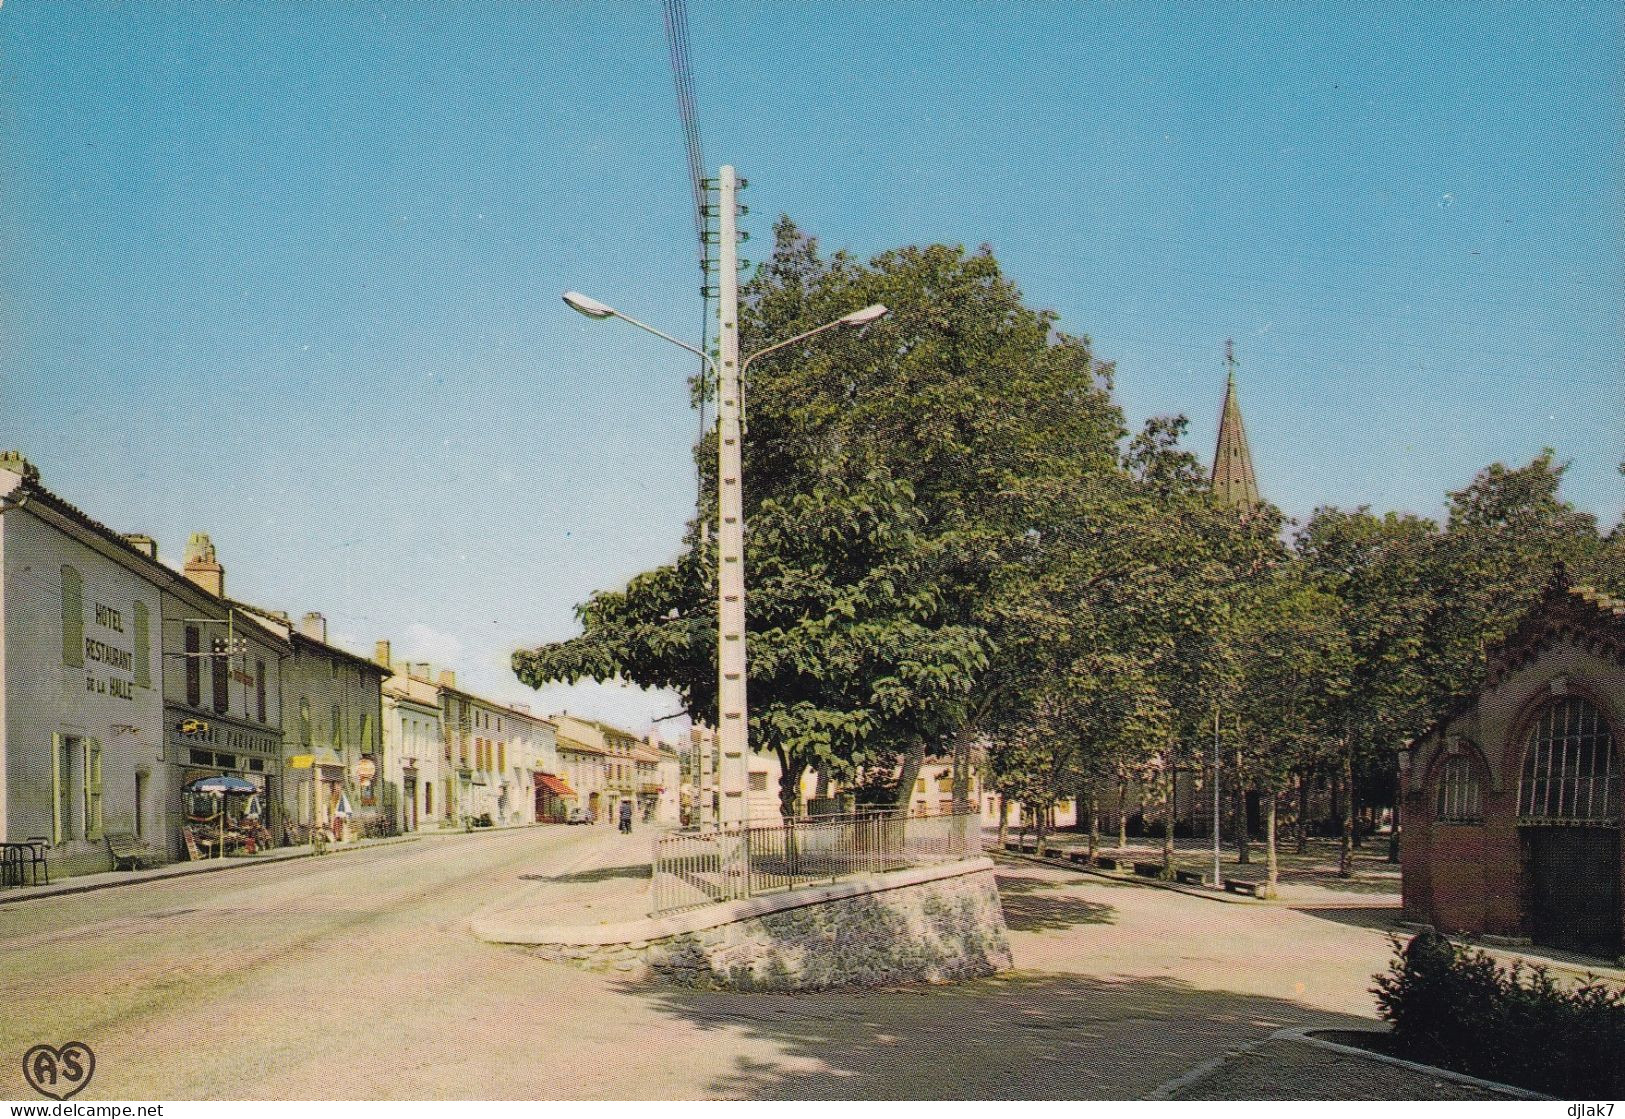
[1372,932,1625,1097]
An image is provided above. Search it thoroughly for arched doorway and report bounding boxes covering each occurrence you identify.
[1517,695,1620,953]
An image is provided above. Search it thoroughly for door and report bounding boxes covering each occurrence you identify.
[1525,826,1621,954]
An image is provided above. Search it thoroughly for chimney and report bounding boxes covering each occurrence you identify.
[299,612,326,642]
[183,533,224,598]
[123,534,158,560]
[512,702,530,714]
[414,662,430,679]
[0,450,38,483]
[438,668,456,689]
[374,639,392,668]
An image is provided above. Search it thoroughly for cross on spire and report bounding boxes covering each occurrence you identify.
[1211,339,1260,510]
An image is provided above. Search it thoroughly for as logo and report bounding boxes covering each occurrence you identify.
[22,1042,95,1099]
[179,718,210,736]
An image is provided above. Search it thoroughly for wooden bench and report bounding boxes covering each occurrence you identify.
[1094,856,1117,870]
[1067,850,1091,864]
[105,832,152,871]
[1132,861,1165,878]
[1175,869,1209,887]
[1223,878,1267,897]
[1042,846,1063,858]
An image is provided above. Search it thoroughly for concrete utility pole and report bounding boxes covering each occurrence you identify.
[715,164,749,827]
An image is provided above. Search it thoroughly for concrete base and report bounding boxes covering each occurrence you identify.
[475,857,1012,991]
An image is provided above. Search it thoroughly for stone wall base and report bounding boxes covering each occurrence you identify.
[526,862,1012,991]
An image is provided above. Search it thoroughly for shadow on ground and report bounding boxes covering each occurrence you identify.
[622,971,1372,1099]
[521,863,652,884]
[995,874,1116,933]
[1289,906,1406,933]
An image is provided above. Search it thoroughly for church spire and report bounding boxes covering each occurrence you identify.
[1210,340,1260,510]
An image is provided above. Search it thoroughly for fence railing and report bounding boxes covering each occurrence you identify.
[650,809,980,916]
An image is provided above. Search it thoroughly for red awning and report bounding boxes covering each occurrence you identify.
[535,773,576,798]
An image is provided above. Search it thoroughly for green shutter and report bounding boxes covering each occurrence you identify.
[61,566,83,667]
[51,733,63,844]
[133,601,151,688]
[86,739,103,839]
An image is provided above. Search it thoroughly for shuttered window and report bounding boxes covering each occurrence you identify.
[61,566,84,667]
[185,625,201,707]
[85,739,103,839]
[133,601,151,688]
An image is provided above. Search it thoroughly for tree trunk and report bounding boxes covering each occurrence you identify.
[1087,786,1099,859]
[1265,788,1279,894]
[777,753,804,821]
[1234,745,1250,864]
[997,793,1008,849]
[1388,792,1401,864]
[950,725,972,812]
[1160,757,1175,873]
[1351,760,1364,848]
[1338,734,1355,878]
[1296,772,1309,855]
[894,739,925,813]
[1116,774,1129,850]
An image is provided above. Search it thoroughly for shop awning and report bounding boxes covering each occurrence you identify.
[536,773,576,798]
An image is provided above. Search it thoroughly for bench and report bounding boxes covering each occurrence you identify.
[1041,846,1063,858]
[1068,851,1091,864]
[1223,878,1267,897]
[1132,861,1165,878]
[105,832,152,871]
[1174,869,1209,887]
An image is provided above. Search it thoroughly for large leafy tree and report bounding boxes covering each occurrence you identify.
[514,221,1122,816]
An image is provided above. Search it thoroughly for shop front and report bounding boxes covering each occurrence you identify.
[535,772,575,823]
[163,711,281,861]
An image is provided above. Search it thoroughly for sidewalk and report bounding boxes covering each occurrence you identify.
[0,828,445,906]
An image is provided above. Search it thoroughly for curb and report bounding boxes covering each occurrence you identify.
[1146,1025,1552,1100]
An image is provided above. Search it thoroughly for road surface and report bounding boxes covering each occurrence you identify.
[1,827,1403,1099]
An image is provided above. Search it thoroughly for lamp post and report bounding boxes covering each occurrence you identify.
[564,211,885,827]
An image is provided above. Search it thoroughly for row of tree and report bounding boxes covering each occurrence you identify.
[514,220,1623,886]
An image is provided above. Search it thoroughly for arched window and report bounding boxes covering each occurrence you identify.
[1518,696,1619,823]
[1434,753,1484,822]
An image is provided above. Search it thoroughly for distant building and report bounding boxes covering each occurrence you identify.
[1402,569,1622,958]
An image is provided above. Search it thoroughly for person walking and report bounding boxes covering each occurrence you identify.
[618,799,633,834]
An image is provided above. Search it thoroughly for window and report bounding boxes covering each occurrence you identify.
[61,566,84,667]
[938,776,954,793]
[425,782,433,815]
[185,625,202,707]
[299,698,311,746]
[331,704,343,751]
[1434,753,1484,822]
[211,636,230,715]
[256,660,267,723]
[133,602,150,688]
[1519,696,1619,821]
[915,778,926,793]
[749,772,768,792]
[134,772,147,839]
[498,743,506,772]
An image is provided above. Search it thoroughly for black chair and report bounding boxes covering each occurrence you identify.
[22,838,49,885]
[0,845,24,889]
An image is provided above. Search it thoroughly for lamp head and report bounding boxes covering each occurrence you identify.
[562,291,616,320]
[839,304,889,327]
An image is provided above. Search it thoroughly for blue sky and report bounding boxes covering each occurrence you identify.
[2,3,1619,730]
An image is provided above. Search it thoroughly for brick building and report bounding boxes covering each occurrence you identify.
[1401,568,1622,958]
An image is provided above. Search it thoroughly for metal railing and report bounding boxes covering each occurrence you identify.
[650,808,980,915]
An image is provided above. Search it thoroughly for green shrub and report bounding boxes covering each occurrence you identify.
[1372,932,1625,1097]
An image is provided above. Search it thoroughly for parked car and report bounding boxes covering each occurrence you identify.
[565,807,594,825]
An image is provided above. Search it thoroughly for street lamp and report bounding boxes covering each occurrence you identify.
[562,278,886,827]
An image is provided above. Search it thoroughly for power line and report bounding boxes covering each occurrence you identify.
[660,0,714,445]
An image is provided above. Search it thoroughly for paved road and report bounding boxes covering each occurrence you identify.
[1,832,1409,1100]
